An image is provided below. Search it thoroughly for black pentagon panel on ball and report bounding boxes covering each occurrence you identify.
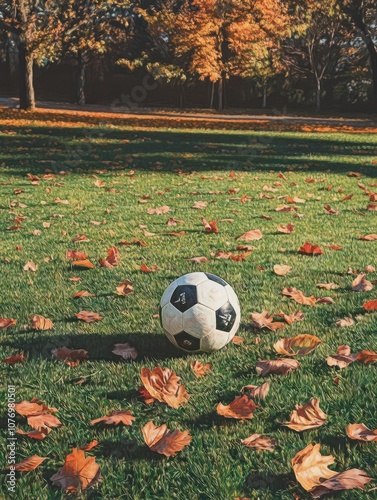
[205,273,227,287]
[174,331,201,351]
[170,285,197,312]
[216,301,236,332]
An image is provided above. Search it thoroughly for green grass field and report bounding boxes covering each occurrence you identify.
[0,111,377,499]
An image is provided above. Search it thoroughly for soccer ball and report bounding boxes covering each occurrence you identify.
[160,272,241,353]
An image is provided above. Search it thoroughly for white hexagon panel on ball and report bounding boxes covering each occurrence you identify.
[197,279,228,311]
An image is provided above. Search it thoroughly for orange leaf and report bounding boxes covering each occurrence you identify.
[23,260,38,271]
[115,279,134,296]
[50,448,101,493]
[90,409,135,426]
[74,290,95,298]
[17,427,51,440]
[240,382,270,401]
[66,250,88,260]
[147,205,171,214]
[72,234,90,243]
[1,352,26,365]
[142,421,192,456]
[80,440,99,451]
[216,395,258,420]
[0,318,17,329]
[141,263,159,272]
[274,334,322,356]
[273,264,292,276]
[283,398,327,431]
[52,347,89,367]
[186,256,209,263]
[250,311,285,331]
[282,287,317,306]
[363,299,377,310]
[231,335,244,345]
[167,230,186,237]
[255,359,300,376]
[167,217,184,226]
[356,350,377,364]
[75,311,103,323]
[27,413,62,430]
[346,423,377,442]
[15,399,58,416]
[140,367,190,409]
[298,242,324,255]
[359,234,377,241]
[190,360,211,378]
[292,443,337,492]
[352,273,373,292]
[277,310,305,325]
[237,229,263,241]
[31,315,53,330]
[277,223,295,234]
[201,217,218,233]
[241,434,277,451]
[7,455,47,472]
[71,259,95,269]
[324,204,340,215]
[327,345,357,368]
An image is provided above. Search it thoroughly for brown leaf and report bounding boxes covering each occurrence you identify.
[255,359,300,376]
[31,315,53,330]
[15,399,58,416]
[138,386,155,404]
[284,398,327,431]
[7,455,47,472]
[250,311,285,331]
[277,310,305,325]
[298,242,324,255]
[23,260,38,271]
[363,299,377,310]
[216,395,258,420]
[241,434,277,451]
[52,347,89,367]
[90,409,135,426]
[310,469,372,498]
[316,296,335,304]
[237,229,263,241]
[316,283,339,290]
[114,279,134,296]
[142,421,192,456]
[356,350,377,364]
[352,273,373,292]
[27,412,62,430]
[191,201,207,210]
[346,423,377,442]
[94,179,105,188]
[71,259,95,269]
[336,317,355,327]
[74,290,95,298]
[201,217,218,233]
[50,448,101,493]
[273,264,292,276]
[190,360,211,378]
[282,287,317,306]
[147,205,171,215]
[324,204,340,215]
[140,367,190,409]
[277,223,295,234]
[167,230,186,237]
[17,428,51,440]
[292,443,337,492]
[240,382,270,401]
[72,234,90,243]
[326,345,357,368]
[367,203,377,211]
[275,204,296,212]
[274,335,322,356]
[112,343,138,360]
[80,440,99,451]
[359,234,377,241]
[0,317,17,329]
[75,311,103,323]
[167,217,184,226]
[186,256,209,263]
[1,352,26,365]
[231,335,244,345]
[141,263,159,272]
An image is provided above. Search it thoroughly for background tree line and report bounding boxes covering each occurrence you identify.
[0,0,376,113]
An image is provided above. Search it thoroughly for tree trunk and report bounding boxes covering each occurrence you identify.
[365,38,377,110]
[262,84,267,108]
[76,51,86,105]
[315,79,321,113]
[209,82,215,109]
[217,77,224,111]
[18,41,35,110]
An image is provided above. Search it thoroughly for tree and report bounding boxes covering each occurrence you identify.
[58,0,131,105]
[341,0,377,109]
[282,0,343,112]
[0,0,60,110]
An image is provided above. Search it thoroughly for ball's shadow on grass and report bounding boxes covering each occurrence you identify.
[98,438,162,462]
[4,332,189,362]
[245,471,296,496]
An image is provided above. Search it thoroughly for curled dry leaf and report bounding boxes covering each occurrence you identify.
[90,409,135,426]
[112,343,138,360]
[71,259,95,269]
[192,201,208,209]
[23,260,38,271]
[72,234,90,243]
[201,217,218,233]
[273,264,292,276]
[310,469,372,498]
[240,382,270,401]
[363,299,377,310]
[31,315,53,330]
[326,345,357,369]
[231,335,244,345]
[51,347,89,367]
[250,311,285,331]
[138,386,155,404]
[115,279,134,296]
[284,398,327,431]
[141,263,159,272]
[17,427,51,440]
[316,296,335,304]
[277,223,295,234]
[190,360,211,378]
[140,367,190,409]
[367,203,377,211]
[346,423,377,442]
[142,421,192,457]
[336,317,354,327]
[1,352,26,365]
[275,204,296,212]
[99,247,120,267]
[359,234,377,241]
[292,443,336,492]
[75,311,103,323]
[274,334,322,356]
[356,350,377,364]
[216,395,258,420]
[365,265,376,272]
[324,204,340,215]
[80,440,99,451]
[241,434,277,452]
[186,256,209,263]
[237,229,263,241]
[147,205,171,214]
[282,287,317,306]
[74,290,95,298]
[15,399,58,416]
[316,283,339,290]
[167,230,186,237]
[298,242,324,255]
[7,455,47,472]
[50,448,101,494]
[167,217,184,226]
[28,413,62,430]
[0,317,17,329]
[277,310,305,325]
[352,273,373,292]
[256,359,300,376]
